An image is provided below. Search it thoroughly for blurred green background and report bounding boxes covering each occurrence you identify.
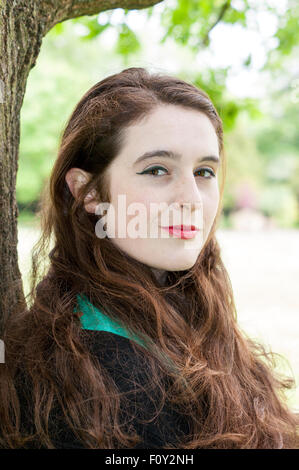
[17,0,299,411]
[17,0,299,229]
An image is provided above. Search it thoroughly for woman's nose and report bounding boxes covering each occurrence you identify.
[168,176,203,227]
[172,174,203,209]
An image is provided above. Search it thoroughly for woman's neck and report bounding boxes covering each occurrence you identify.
[150,267,168,286]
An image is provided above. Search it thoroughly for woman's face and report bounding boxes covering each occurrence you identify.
[102,104,220,272]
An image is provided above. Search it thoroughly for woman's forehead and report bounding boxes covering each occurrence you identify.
[114,107,219,167]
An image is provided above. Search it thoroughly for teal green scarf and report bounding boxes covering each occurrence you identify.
[74,294,188,388]
[74,294,146,349]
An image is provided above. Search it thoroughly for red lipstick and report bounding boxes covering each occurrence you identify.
[161,225,199,240]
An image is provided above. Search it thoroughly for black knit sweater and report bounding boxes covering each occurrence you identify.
[17,330,192,449]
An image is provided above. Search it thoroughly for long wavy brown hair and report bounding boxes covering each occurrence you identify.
[1,67,298,449]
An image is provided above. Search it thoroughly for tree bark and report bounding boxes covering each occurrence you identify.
[0,0,163,335]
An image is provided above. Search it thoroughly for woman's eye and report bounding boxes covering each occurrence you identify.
[194,168,216,179]
[138,166,215,178]
[138,166,168,177]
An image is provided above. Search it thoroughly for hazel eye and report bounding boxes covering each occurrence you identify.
[138,166,168,177]
[194,168,215,178]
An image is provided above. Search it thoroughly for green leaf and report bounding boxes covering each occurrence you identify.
[77,17,110,41]
[48,22,65,36]
[244,54,252,67]
[115,24,141,56]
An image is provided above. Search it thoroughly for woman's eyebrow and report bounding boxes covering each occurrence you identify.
[133,149,220,166]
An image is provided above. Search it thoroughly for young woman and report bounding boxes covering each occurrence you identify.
[1,67,298,449]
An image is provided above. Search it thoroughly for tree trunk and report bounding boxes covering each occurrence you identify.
[0,0,163,335]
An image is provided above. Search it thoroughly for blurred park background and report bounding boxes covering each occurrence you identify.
[17,0,299,411]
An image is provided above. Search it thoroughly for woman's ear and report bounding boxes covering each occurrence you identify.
[65,168,98,213]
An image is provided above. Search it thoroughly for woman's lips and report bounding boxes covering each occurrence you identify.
[161,225,200,240]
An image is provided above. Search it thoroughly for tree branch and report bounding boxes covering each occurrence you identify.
[40,0,164,28]
[202,0,231,46]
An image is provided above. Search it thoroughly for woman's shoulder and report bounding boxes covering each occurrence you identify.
[16,329,191,449]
